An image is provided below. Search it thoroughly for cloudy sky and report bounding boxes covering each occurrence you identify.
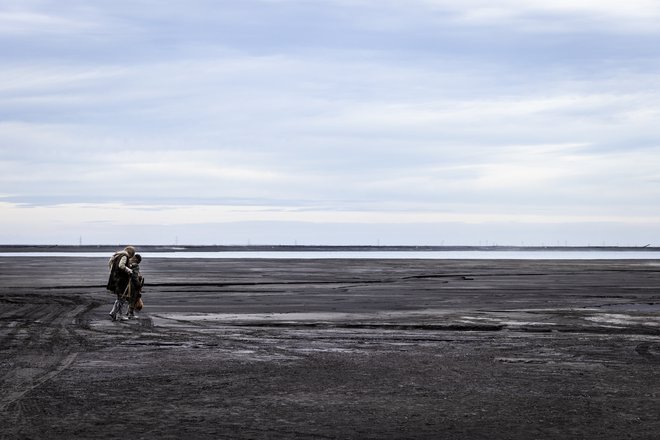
[2,0,660,246]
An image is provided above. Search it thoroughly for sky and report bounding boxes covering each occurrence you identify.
[1,0,660,246]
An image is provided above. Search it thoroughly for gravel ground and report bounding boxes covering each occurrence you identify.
[1,257,659,439]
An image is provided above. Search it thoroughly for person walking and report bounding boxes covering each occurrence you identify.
[106,246,136,321]
[125,253,144,319]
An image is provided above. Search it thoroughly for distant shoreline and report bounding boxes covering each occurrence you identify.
[0,244,657,253]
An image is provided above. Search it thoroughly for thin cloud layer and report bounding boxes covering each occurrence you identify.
[1,1,659,245]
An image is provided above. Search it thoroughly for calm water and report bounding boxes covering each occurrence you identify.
[1,250,659,260]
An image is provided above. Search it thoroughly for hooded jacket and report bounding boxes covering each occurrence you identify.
[106,247,135,295]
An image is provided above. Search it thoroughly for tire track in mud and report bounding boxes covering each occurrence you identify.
[0,353,79,411]
[0,298,100,430]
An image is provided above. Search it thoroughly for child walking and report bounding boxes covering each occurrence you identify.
[125,254,144,319]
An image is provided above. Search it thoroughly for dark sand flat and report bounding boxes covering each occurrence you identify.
[1,257,659,439]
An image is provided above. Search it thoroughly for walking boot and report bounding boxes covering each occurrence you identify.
[109,300,120,321]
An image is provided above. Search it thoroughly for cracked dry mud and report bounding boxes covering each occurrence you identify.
[1,257,659,439]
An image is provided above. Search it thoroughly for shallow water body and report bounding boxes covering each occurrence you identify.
[1,250,660,259]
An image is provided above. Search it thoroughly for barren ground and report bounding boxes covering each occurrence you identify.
[1,257,659,439]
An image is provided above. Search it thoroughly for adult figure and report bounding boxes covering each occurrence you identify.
[106,245,136,321]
